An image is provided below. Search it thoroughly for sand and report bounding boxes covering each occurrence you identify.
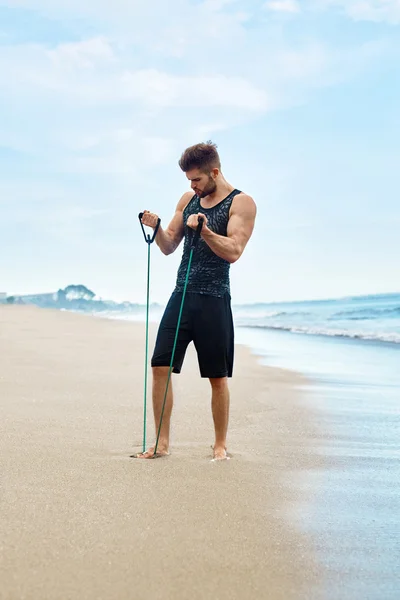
[0,306,321,600]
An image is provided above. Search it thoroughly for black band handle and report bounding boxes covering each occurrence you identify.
[191,217,204,249]
[139,212,161,244]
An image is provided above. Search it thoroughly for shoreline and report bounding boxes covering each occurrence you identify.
[236,324,400,348]
[1,306,322,599]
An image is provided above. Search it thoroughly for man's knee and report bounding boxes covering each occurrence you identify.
[152,366,170,379]
[209,376,228,390]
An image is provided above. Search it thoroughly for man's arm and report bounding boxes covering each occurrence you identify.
[141,191,193,256]
[187,193,257,263]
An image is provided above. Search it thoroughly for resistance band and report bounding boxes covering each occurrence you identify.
[153,217,203,456]
[138,214,203,457]
[138,212,161,453]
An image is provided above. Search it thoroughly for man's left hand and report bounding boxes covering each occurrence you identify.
[187,213,208,231]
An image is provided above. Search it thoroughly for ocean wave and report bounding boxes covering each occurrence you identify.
[239,324,400,345]
[234,310,312,319]
[330,306,400,320]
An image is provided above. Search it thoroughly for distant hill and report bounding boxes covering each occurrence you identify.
[0,285,155,313]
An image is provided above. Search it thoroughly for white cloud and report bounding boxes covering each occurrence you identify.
[1,0,251,53]
[0,39,268,110]
[272,42,326,80]
[0,22,386,185]
[324,1,400,24]
[48,37,115,69]
[121,71,269,110]
[265,0,301,13]
[0,2,394,215]
[348,1,400,24]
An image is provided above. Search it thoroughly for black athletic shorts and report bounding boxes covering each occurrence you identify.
[151,291,234,378]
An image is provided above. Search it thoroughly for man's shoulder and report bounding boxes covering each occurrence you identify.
[233,190,252,199]
[176,190,196,211]
[231,191,256,211]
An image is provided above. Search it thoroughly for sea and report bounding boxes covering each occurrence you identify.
[102,291,400,345]
[99,292,400,599]
[234,293,399,599]
[232,295,400,599]
[232,291,400,344]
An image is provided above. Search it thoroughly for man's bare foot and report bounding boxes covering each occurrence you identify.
[132,446,169,459]
[212,445,229,461]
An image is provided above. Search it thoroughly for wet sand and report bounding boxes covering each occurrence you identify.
[237,325,400,600]
[0,306,321,600]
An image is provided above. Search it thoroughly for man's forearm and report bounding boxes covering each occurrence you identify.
[155,226,178,255]
[201,228,240,263]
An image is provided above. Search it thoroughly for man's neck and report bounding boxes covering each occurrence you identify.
[203,180,235,204]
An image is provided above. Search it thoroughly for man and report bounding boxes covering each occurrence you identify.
[138,142,256,460]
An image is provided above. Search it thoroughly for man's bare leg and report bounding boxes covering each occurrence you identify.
[137,366,173,458]
[210,377,230,460]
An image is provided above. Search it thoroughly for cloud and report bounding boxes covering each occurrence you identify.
[264,0,301,13]
[48,37,115,69]
[121,71,269,110]
[0,38,269,109]
[324,1,400,24]
[0,0,395,218]
[1,0,251,52]
[4,8,334,180]
[348,1,400,25]
[0,25,387,188]
[0,23,271,181]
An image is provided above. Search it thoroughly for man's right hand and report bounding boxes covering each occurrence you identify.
[141,210,160,230]
[140,191,191,256]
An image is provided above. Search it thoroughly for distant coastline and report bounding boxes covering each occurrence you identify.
[2,286,399,345]
[0,284,161,314]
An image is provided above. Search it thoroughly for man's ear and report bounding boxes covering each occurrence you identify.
[212,168,219,179]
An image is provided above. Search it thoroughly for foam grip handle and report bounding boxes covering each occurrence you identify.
[192,217,204,248]
[153,218,161,241]
[139,212,161,244]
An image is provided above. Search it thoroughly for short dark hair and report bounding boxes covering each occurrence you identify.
[179,141,221,173]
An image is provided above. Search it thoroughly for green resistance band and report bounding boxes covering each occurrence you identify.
[138,212,161,454]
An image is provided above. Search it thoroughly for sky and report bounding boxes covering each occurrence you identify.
[0,0,399,305]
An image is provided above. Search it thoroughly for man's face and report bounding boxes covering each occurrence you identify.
[186,168,217,198]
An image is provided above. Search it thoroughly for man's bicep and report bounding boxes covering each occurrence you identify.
[227,196,257,249]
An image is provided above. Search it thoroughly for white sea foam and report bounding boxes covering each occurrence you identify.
[243,324,400,344]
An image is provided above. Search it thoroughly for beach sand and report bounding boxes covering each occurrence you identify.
[0,306,321,600]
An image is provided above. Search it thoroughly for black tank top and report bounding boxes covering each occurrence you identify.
[174,189,242,297]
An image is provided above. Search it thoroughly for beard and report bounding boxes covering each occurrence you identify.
[198,176,217,198]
